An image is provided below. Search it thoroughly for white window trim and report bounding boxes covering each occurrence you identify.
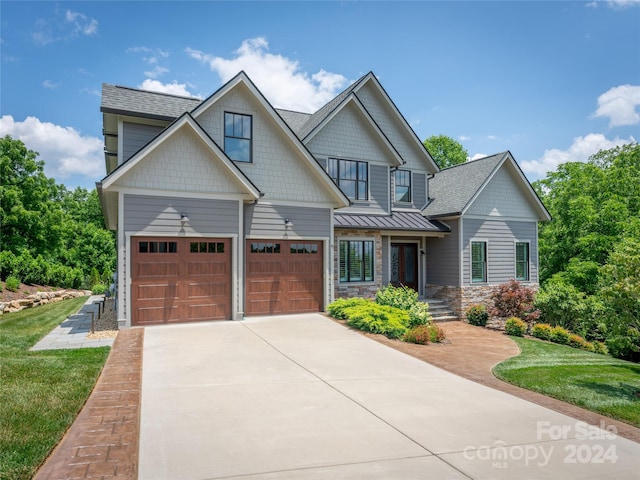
[470,238,489,284]
[338,236,376,284]
[514,240,531,282]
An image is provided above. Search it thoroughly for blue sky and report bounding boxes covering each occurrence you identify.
[1,1,639,190]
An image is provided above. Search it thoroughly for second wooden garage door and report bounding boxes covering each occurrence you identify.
[245,240,323,316]
[131,237,231,326]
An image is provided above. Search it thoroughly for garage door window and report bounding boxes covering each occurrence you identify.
[139,241,178,253]
[250,242,281,253]
[190,241,225,253]
[290,243,318,254]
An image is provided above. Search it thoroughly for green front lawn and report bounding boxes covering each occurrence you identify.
[0,297,110,480]
[494,336,640,427]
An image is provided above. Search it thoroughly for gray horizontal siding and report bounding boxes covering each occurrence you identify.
[122,122,164,163]
[245,204,330,238]
[426,218,460,286]
[124,195,239,234]
[462,218,538,284]
[369,164,389,213]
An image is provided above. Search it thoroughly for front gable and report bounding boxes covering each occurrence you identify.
[304,96,403,167]
[466,161,541,219]
[353,75,439,174]
[191,73,349,208]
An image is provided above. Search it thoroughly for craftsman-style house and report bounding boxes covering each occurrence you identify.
[98,71,550,328]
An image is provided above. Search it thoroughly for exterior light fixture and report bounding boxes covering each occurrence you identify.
[284,218,293,229]
[180,213,190,226]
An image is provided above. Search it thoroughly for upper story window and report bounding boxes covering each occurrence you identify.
[394,170,412,203]
[224,112,252,162]
[328,158,368,201]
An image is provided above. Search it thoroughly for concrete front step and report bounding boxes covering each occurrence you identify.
[421,298,458,321]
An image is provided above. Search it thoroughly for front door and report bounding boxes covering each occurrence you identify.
[391,243,418,291]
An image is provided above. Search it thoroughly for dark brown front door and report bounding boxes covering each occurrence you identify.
[245,240,323,316]
[391,243,418,291]
[131,237,231,326]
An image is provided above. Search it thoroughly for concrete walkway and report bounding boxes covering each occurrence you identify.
[30,295,115,350]
[140,314,640,479]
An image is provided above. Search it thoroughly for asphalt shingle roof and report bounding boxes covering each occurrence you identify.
[101,84,201,120]
[423,152,507,217]
[276,109,312,135]
[334,211,450,233]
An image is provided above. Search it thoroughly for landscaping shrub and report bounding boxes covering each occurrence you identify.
[532,323,553,341]
[568,333,593,351]
[550,326,571,345]
[592,341,609,355]
[375,284,418,311]
[606,327,640,362]
[490,279,540,323]
[326,298,371,319]
[404,325,431,344]
[91,284,108,295]
[408,302,432,327]
[404,323,446,345]
[0,250,83,289]
[505,317,527,337]
[343,303,410,339]
[5,275,20,292]
[465,304,488,326]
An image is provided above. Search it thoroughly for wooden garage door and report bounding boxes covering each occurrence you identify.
[131,237,231,326]
[245,240,323,316]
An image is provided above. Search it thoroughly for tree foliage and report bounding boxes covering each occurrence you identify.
[533,143,640,360]
[423,134,468,169]
[0,135,115,288]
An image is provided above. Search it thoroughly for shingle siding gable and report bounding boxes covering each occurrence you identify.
[114,127,246,194]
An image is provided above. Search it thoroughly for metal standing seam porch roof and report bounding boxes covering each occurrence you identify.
[334,211,450,233]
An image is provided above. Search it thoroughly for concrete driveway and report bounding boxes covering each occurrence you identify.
[139,314,640,479]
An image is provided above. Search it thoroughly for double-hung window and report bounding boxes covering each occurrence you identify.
[394,170,412,203]
[339,240,374,282]
[515,242,530,281]
[328,158,368,200]
[471,241,487,283]
[224,112,252,162]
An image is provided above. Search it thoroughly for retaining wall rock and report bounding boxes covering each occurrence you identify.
[0,290,89,314]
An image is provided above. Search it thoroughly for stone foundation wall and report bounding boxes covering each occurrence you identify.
[427,283,540,326]
[0,290,89,315]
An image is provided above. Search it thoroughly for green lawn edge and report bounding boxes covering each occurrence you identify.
[493,336,640,427]
[0,297,111,480]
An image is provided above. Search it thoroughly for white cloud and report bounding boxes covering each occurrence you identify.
[0,115,103,181]
[469,153,489,161]
[42,80,61,89]
[144,65,169,79]
[186,37,349,112]
[520,133,636,178]
[65,10,98,36]
[458,135,471,141]
[127,46,170,79]
[138,79,195,97]
[592,84,640,127]
[606,0,640,8]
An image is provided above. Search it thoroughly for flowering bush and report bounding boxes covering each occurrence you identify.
[408,302,432,328]
[404,323,446,344]
[375,284,418,311]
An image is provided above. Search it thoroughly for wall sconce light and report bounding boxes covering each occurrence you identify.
[284,218,293,229]
[420,249,426,255]
[180,213,190,226]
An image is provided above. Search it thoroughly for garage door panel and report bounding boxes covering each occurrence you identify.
[135,283,179,301]
[135,262,180,278]
[132,237,231,326]
[246,240,323,316]
[136,305,180,325]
